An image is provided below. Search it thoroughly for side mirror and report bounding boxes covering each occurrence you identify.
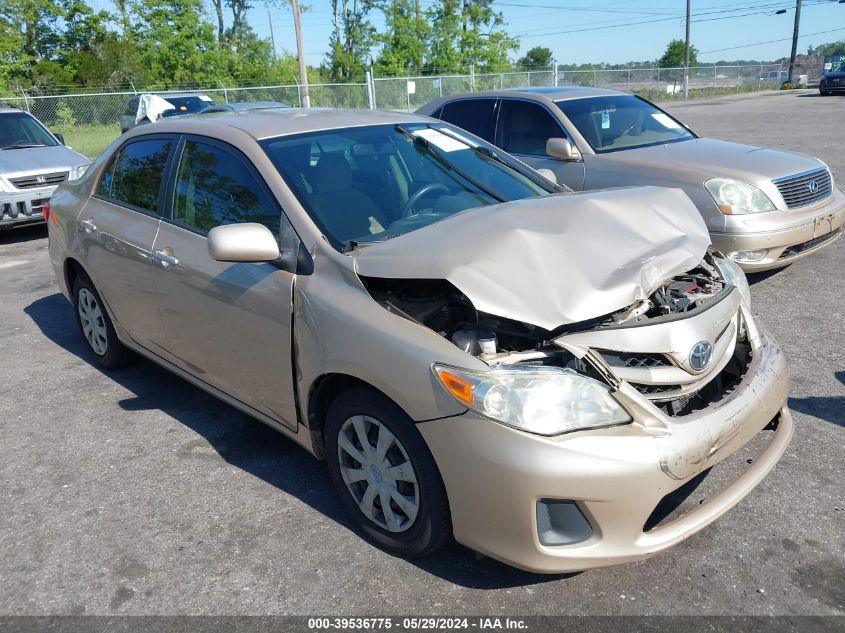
[208,223,280,263]
[546,137,580,162]
[54,132,65,145]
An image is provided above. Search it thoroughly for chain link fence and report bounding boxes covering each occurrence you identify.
[0,63,792,158]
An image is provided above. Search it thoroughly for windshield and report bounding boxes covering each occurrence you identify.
[261,123,556,249]
[0,112,59,150]
[556,95,695,154]
[161,95,214,116]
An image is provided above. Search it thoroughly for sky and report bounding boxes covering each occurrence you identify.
[89,0,845,68]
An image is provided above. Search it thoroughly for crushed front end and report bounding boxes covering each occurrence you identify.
[366,253,792,573]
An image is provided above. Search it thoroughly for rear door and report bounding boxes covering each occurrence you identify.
[151,136,299,429]
[496,98,586,190]
[80,135,174,351]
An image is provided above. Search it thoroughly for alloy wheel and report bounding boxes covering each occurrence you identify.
[337,414,420,533]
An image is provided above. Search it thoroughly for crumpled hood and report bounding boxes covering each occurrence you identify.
[0,145,88,176]
[353,186,710,330]
[601,138,823,182]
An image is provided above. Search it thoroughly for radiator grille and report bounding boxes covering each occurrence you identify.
[773,168,832,209]
[9,171,68,189]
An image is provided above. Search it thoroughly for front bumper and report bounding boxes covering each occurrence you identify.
[0,187,55,229]
[419,322,791,573]
[709,188,845,272]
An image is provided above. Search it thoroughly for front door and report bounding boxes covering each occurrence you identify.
[496,99,586,190]
[79,136,174,351]
[151,137,298,429]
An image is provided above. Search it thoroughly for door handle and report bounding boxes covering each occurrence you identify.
[80,219,97,234]
[153,248,179,268]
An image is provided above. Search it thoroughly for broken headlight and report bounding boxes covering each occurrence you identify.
[705,178,776,215]
[432,364,631,436]
[714,255,751,312]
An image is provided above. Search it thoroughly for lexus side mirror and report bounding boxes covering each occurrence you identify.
[546,137,580,162]
[208,223,280,263]
[54,133,65,145]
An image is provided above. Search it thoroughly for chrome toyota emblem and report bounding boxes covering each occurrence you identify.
[689,341,713,372]
[35,175,46,184]
[808,179,819,194]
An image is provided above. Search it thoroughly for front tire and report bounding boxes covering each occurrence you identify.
[72,275,134,368]
[325,388,451,558]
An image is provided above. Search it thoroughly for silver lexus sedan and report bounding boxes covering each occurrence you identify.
[417,87,845,272]
[47,108,792,573]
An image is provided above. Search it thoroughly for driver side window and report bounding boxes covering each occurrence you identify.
[172,140,280,235]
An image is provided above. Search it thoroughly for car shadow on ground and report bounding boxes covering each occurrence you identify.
[0,224,47,245]
[24,291,571,589]
[788,371,845,428]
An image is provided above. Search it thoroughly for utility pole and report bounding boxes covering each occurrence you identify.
[683,0,691,98]
[787,0,802,84]
[291,0,311,107]
[267,5,277,61]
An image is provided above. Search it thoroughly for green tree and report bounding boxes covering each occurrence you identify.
[427,0,517,73]
[808,41,845,59]
[374,0,430,75]
[325,0,375,81]
[658,38,698,68]
[133,0,230,87]
[516,46,552,70]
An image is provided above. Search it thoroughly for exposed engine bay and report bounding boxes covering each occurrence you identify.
[361,252,749,417]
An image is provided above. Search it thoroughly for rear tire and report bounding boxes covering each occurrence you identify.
[325,387,451,558]
[72,275,134,369]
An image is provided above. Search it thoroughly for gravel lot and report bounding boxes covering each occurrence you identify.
[1,89,843,617]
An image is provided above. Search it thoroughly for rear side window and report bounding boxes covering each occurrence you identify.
[172,140,280,234]
[439,99,497,142]
[498,99,566,156]
[98,138,172,213]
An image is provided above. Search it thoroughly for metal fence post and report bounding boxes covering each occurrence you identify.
[553,62,558,86]
[736,66,741,93]
[759,63,763,91]
[593,69,597,86]
[627,69,630,92]
[713,65,717,96]
[439,76,443,97]
[20,89,31,113]
[365,71,374,110]
[656,67,660,93]
[526,71,531,87]
[470,64,475,91]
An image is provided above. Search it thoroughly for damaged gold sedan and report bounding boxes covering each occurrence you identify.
[47,109,792,573]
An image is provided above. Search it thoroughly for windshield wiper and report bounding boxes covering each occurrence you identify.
[1,143,47,150]
[394,125,505,204]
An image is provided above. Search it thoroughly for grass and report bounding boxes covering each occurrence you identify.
[55,124,120,160]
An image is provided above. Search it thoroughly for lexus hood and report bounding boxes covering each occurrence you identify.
[353,186,710,331]
[599,137,824,182]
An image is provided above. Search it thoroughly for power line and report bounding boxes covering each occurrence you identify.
[700,26,845,53]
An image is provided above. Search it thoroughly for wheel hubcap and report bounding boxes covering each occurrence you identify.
[77,288,108,356]
[337,415,419,533]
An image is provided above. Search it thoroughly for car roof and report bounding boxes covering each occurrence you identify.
[128,92,212,100]
[0,108,29,114]
[139,108,429,141]
[491,86,626,101]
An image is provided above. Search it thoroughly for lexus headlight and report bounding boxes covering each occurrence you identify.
[715,255,751,312]
[433,364,631,436]
[705,178,776,215]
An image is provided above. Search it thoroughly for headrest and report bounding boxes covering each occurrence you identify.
[312,154,352,194]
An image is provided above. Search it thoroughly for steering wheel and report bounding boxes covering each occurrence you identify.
[618,123,645,138]
[400,183,450,218]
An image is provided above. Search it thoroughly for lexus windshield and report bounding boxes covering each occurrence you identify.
[262,123,556,249]
[556,95,696,154]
